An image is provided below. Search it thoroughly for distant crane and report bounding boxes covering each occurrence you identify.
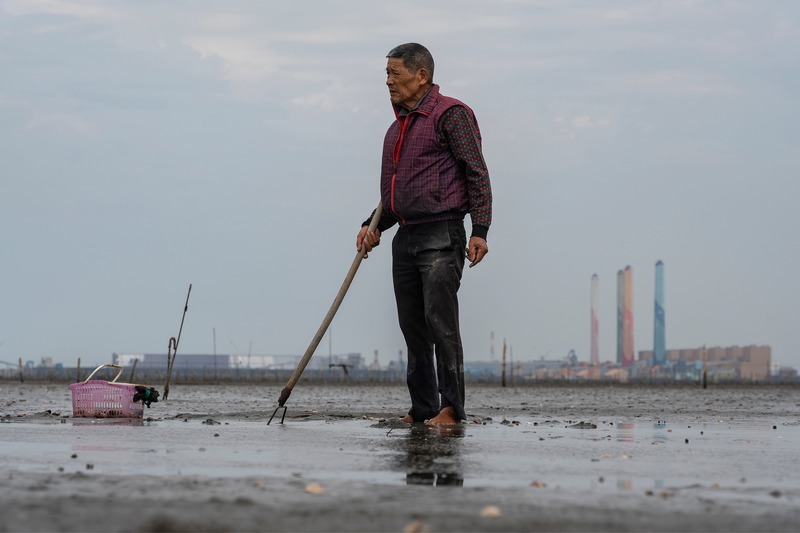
[567,349,578,365]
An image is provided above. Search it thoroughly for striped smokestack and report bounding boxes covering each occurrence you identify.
[623,266,635,367]
[591,274,599,366]
[616,269,624,366]
[653,260,666,366]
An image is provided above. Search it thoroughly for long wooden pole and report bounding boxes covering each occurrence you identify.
[275,202,383,409]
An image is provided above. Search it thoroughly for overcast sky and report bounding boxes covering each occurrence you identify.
[1,0,798,371]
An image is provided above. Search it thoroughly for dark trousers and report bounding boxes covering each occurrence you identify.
[392,220,467,422]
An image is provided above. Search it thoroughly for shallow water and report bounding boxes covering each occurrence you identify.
[2,383,798,490]
[3,413,797,495]
[1,382,799,532]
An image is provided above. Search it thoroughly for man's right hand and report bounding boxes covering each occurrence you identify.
[356,226,381,258]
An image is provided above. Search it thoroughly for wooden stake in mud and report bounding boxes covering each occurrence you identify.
[76,357,80,383]
[268,202,383,424]
[129,358,138,383]
[164,283,192,400]
[501,339,507,387]
[18,358,23,383]
[702,345,708,389]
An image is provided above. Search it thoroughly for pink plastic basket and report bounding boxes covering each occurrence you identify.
[69,364,144,418]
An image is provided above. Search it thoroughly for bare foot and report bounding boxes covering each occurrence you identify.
[425,406,460,426]
[400,414,414,423]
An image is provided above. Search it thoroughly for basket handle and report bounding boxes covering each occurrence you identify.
[84,364,124,383]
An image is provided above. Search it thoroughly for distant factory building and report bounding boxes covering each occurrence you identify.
[114,353,296,371]
[638,345,771,381]
[112,352,363,371]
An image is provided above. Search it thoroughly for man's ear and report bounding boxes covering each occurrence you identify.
[417,67,430,85]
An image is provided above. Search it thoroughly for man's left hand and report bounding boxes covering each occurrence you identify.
[466,236,488,268]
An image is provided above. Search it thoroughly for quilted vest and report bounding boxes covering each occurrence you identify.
[380,84,480,226]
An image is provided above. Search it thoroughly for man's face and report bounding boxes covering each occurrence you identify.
[386,58,428,110]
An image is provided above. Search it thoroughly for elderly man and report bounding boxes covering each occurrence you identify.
[357,43,493,425]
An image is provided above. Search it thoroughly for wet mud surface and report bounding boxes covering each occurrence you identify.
[1,383,799,532]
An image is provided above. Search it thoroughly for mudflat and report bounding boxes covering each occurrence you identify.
[1,382,798,532]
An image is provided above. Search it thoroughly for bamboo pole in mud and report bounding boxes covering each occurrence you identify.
[702,345,708,389]
[274,202,383,410]
[129,359,138,383]
[18,358,23,383]
[509,345,514,386]
[501,339,507,387]
[76,358,80,383]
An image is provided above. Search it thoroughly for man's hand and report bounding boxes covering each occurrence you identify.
[356,226,381,258]
[466,236,488,268]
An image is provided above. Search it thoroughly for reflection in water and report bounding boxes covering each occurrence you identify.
[71,418,145,427]
[652,421,668,445]
[406,471,463,486]
[388,425,465,487]
[617,478,633,490]
[617,422,635,443]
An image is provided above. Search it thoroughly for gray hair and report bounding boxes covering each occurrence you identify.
[386,43,434,82]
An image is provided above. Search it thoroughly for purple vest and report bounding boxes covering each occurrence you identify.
[381,84,480,226]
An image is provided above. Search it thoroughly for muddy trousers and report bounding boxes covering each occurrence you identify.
[392,220,467,422]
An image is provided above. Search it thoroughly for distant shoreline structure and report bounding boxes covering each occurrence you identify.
[2,365,797,386]
[3,344,795,385]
